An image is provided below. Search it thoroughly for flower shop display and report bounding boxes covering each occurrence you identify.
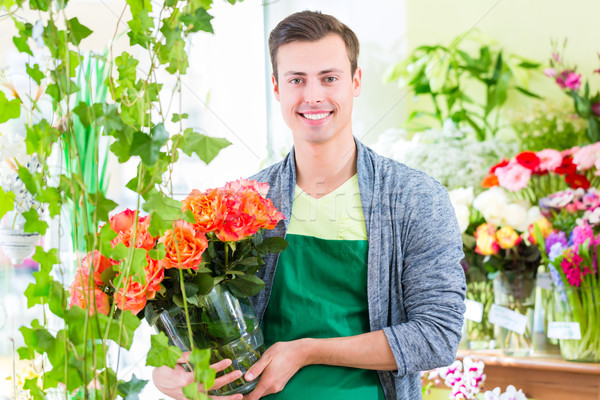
[385,30,540,139]
[471,187,548,356]
[373,120,516,192]
[545,44,600,143]
[0,1,251,399]
[421,357,528,400]
[536,188,600,362]
[69,180,287,395]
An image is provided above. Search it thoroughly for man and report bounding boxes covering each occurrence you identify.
[154,10,466,400]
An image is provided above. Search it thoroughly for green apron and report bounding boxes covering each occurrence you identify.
[261,177,386,399]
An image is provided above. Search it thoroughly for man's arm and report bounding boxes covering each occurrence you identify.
[243,331,396,400]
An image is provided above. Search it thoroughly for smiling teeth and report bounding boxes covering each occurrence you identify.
[302,112,330,120]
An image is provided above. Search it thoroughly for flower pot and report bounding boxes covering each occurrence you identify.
[532,268,560,356]
[551,285,600,362]
[0,227,40,265]
[492,271,536,357]
[155,285,264,395]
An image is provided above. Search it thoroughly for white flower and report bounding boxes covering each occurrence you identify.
[499,385,528,400]
[453,204,471,233]
[503,203,529,232]
[473,187,509,214]
[449,187,474,207]
[525,206,542,227]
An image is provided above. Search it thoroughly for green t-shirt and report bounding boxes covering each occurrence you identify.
[262,175,385,400]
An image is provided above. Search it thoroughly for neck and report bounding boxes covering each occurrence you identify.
[294,135,357,199]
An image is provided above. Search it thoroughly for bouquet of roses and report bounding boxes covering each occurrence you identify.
[68,178,287,395]
[483,145,600,206]
[535,188,600,361]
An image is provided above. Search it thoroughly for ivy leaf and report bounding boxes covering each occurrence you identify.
[190,348,215,391]
[98,103,125,134]
[38,187,61,217]
[130,123,169,166]
[32,246,60,271]
[25,63,44,86]
[179,129,231,164]
[89,191,118,223]
[257,236,288,254]
[22,209,48,235]
[143,190,193,236]
[67,17,92,45]
[0,90,21,124]
[226,275,265,298]
[25,120,61,159]
[180,7,214,33]
[29,0,49,11]
[0,187,15,220]
[12,20,33,56]
[117,374,148,400]
[146,332,182,368]
[172,113,188,122]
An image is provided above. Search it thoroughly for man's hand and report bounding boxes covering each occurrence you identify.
[242,340,311,400]
[153,353,244,400]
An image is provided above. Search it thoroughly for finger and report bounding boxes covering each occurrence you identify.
[210,358,233,373]
[177,351,191,364]
[208,394,243,400]
[244,357,268,382]
[210,369,243,391]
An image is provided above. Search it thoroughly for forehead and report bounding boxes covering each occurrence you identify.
[276,34,351,74]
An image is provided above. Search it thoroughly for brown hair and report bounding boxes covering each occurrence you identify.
[268,10,360,82]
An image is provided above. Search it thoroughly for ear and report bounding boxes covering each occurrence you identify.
[352,67,362,97]
[272,74,280,102]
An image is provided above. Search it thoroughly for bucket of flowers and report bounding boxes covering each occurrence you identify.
[69,179,287,396]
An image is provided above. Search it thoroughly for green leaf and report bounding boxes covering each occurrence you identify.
[190,348,215,389]
[25,120,61,159]
[90,191,118,223]
[0,187,15,220]
[146,332,182,368]
[172,113,189,122]
[32,246,59,271]
[226,275,264,298]
[117,374,148,400]
[22,209,48,235]
[38,187,61,217]
[182,383,207,400]
[29,0,49,11]
[179,129,231,164]
[130,123,169,166]
[23,378,45,400]
[194,273,214,295]
[67,17,92,45]
[0,90,21,123]
[180,7,214,33]
[257,236,288,254]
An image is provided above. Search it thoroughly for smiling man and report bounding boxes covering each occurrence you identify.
[153,10,466,400]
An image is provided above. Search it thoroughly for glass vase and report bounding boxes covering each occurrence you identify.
[155,285,265,395]
[492,270,536,357]
[532,267,560,356]
[465,280,496,350]
[552,285,600,362]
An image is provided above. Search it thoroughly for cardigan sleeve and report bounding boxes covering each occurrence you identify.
[382,180,466,376]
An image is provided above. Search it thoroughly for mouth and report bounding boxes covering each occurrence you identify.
[299,111,333,121]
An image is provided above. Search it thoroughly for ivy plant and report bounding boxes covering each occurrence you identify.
[0,0,242,398]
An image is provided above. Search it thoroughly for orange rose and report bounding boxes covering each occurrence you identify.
[225,179,270,197]
[114,279,147,315]
[182,188,227,233]
[144,255,164,299]
[110,209,136,233]
[78,250,114,286]
[496,226,522,249]
[241,191,284,231]
[159,220,208,270]
[481,174,499,188]
[69,276,110,315]
[216,211,256,242]
[112,215,156,250]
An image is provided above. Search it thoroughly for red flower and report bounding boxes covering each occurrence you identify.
[565,173,591,189]
[515,151,541,171]
[489,158,509,174]
[554,156,577,175]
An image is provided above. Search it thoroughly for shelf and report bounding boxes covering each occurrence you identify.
[457,350,600,400]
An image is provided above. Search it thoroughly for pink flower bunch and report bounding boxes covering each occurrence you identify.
[546,47,600,141]
[423,358,486,400]
[539,188,600,216]
[560,247,591,287]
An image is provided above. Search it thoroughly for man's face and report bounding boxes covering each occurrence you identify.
[272,34,361,146]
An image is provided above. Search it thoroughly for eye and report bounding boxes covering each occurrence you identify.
[324,76,337,83]
[289,78,303,85]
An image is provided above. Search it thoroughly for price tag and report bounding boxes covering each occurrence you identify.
[464,299,484,323]
[536,272,553,290]
[488,304,528,335]
[547,322,582,340]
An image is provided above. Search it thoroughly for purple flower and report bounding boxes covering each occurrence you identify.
[546,231,568,256]
[549,264,567,302]
[548,241,567,262]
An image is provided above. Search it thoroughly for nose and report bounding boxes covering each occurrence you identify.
[303,80,324,105]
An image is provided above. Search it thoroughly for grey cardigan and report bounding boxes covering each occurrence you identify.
[250,139,466,399]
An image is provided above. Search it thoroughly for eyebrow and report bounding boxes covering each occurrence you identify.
[283,68,344,77]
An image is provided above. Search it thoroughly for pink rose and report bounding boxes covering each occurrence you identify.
[536,149,562,172]
[564,72,582,91]
[543,68,556,77]
[224,179,270,197]
[573,142,600,171]
[495,163,532,192]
